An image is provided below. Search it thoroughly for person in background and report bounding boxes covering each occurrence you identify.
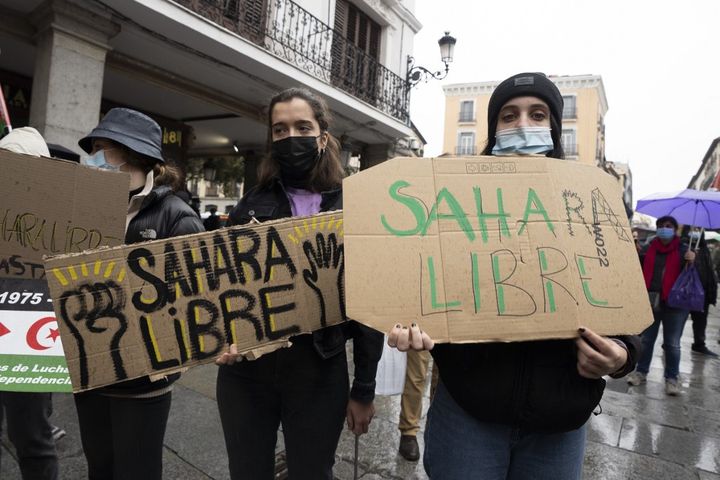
[684,228,718,357]
[0,127,60,480]
[217,87,383,479]
[627,216,695,395]
[397,350,431,461]
[75,108,204,479]
[203,206,221,231]
[633,230,643,261]
[386,73,641,480]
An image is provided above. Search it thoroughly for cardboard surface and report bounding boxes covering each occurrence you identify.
[0,150,128,391]
[44,211,346,392]
[344,156,653,342]
[0,150,128,280]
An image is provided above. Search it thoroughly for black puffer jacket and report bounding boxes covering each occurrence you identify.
[228,179,383,403]
[125,185,205,244]
[100,185,204,396]
[432,333,641,433]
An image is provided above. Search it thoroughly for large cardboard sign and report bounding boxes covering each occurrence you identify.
[44,212,345,392]
[0,150,128,279]
[0,150,128,391]
[344,156,653,342]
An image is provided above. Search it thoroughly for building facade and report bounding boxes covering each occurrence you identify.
[688,137,720,191]
[441,74,608,166]
[0,0,424,211]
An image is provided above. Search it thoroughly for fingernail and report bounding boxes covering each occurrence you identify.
[402,326,408,329]
[411,323,417,327]
[578,327,586,333]
[395,324,402,328]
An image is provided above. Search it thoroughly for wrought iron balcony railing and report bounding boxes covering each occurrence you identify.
[176,0,411,124]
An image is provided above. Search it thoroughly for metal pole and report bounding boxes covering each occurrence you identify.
[353,434,359,480]
[689,199,700,251]
[0,85,12,134]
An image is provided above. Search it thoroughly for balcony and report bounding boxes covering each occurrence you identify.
[176,0,410,124]
[455,145,477,155]
[458,113,475,123]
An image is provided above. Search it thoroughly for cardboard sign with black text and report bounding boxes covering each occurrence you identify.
[343,156,653,342]
[44,212,345,392]
[0,150,127,391]
[0,150,127,280]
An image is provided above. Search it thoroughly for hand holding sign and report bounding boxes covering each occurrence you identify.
[387,323,434,351]
[575,327,627,379]
[302,232,345,327]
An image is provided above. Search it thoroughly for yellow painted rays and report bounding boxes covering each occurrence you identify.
[286,215,344,245]
[51,258,127,287]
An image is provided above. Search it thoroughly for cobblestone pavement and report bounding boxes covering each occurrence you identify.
[2,310,719,479]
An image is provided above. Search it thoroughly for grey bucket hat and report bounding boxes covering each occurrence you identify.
[79,107,164,163]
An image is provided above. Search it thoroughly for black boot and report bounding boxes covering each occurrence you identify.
[399,435,420,461]
[692,344,719,357]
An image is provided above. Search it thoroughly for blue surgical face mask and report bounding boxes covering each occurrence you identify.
[656,227,675,240]
[492,126,553,156]
[81,150,124,172]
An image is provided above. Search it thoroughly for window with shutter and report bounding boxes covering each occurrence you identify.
[459,101,474,122]
[331,0,350,87]
[331,1,382,100]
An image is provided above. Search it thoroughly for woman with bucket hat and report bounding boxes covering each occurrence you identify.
[74,107,204,479]
[386,73,642,479]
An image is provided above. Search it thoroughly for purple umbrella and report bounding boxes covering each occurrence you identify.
[636,189,720,229]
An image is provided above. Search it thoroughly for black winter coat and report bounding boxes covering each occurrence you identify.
[101,185,205,396]
[432,333,641,433]
[228,179,383,403]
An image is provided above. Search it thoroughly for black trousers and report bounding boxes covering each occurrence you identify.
[0,392,58,480]
[74,391,171,480]
[216,340,349,480]
[691,303,711,346]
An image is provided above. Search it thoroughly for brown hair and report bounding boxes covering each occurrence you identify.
[115,143,184,191]
[256,88,344,192]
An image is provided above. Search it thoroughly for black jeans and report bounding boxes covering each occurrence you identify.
[216,339,349,480]
[691,303,711,347]
[74,391,171,480]
[0,392,58,480]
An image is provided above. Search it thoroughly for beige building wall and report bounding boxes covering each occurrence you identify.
[442,75,608,166]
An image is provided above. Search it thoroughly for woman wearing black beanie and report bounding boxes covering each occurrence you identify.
[387,72,641,480]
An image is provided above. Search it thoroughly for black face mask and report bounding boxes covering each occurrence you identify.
[271,136,322,188]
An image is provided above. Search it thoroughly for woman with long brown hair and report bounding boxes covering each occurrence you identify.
[217,88,383,479]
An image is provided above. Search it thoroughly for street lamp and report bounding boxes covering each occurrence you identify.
[406,31,457,88]
[203,160,217,182]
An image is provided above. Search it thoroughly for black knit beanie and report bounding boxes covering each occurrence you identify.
[487,73,563,136]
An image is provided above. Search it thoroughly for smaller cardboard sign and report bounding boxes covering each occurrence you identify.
[0,150,128,281]
[44,212,346,392]
[343,156,653,343]
[0,278,71,392]
[0,150,128,391]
